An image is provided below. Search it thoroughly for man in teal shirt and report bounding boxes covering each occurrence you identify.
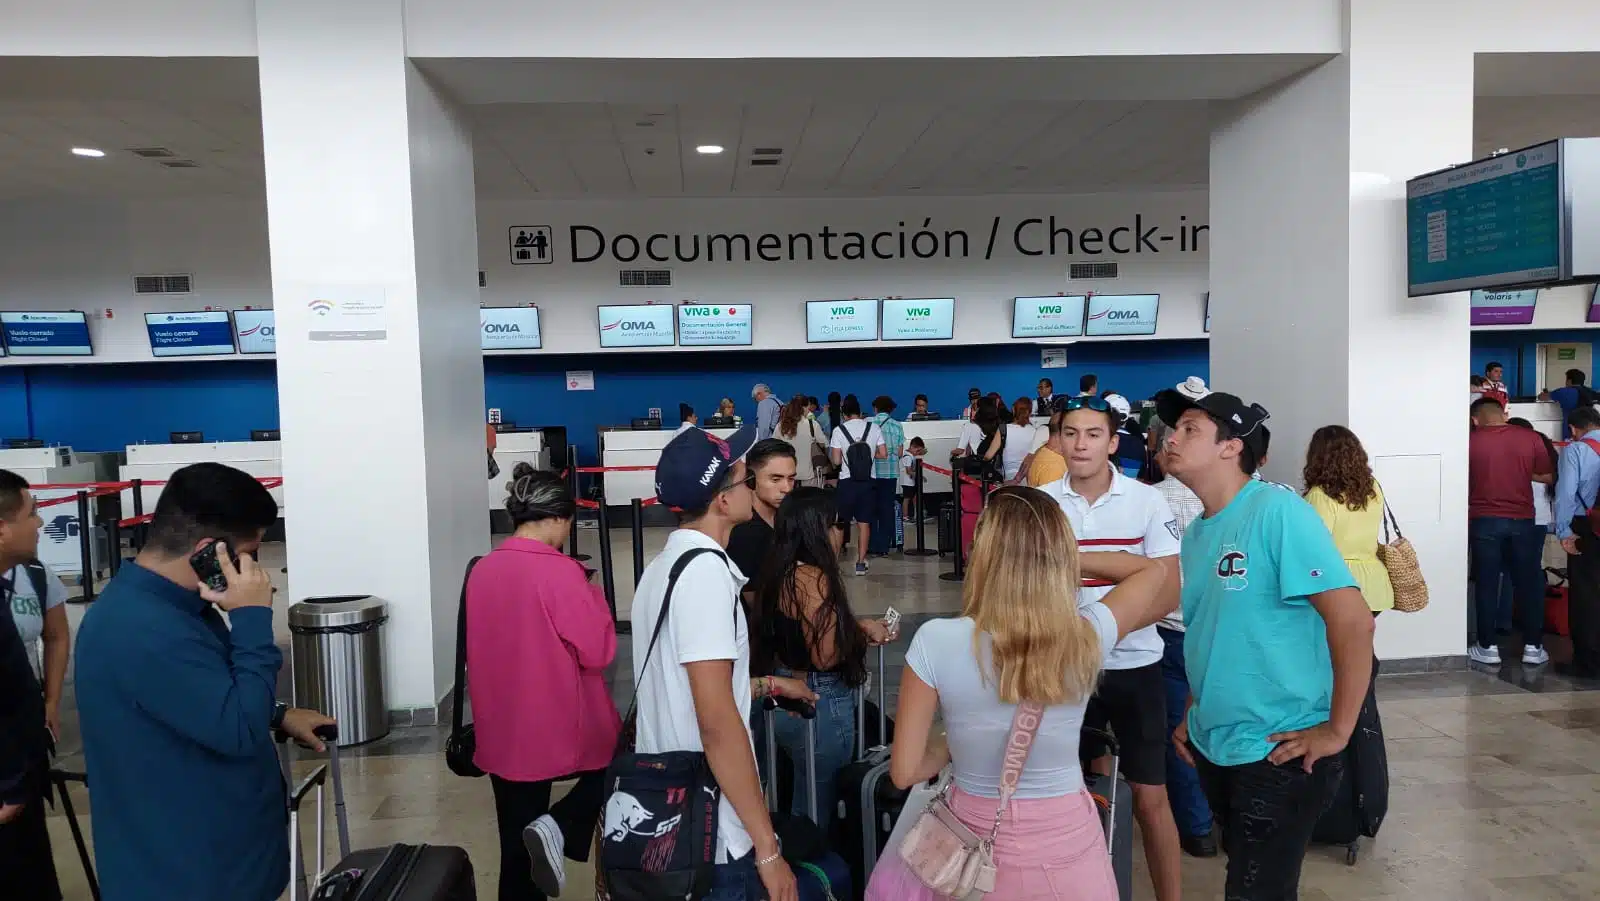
[1154,390,1375,901]
[869,395,906,555]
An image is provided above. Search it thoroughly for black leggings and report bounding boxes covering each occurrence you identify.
[490,770,607,901]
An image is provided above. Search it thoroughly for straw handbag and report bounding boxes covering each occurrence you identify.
[1377,494,1428,613]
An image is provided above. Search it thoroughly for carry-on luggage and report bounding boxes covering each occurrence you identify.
[937,502,956,556]
[831,646,906,899]
[760,696,853,901]
[281,725,477,901]
[1546,567,1571,637]
[47,769,100,901]
[1312,667,1388,864]
[1082,727,1133,901]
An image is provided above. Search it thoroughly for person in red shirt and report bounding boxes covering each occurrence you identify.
[1468,396,1554,665]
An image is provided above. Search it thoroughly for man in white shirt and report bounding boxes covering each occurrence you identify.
[752,384,781,440]
[829,395,888,576]
[629,426,799,901]
[1037,395,1184,901]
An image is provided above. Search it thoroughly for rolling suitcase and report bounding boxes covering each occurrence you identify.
[1083,728,1133,901]
[937,502,956,556]
[830,647,906,899]
[760,696,852,901]
[282,725,477,901]
[1312,669,1388,864]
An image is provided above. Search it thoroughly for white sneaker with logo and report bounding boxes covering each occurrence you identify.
[1468,644,1502,666]
[1522,645,1550,666]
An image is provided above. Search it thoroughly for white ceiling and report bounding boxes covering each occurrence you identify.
[0,55,1596,202]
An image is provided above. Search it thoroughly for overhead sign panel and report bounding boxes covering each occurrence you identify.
[677,303,753,346]
[146,311,236,357]
[481,306,542,350]
[881,298,954,341]
[1011,296,1086,339]
[597,304,675,348]
[233,309,276,354]
[0,312,93,356]
[1085,294,1160,336]
[806,300,880,343]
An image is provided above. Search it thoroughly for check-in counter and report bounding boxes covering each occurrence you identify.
[3,446,100,577]
[121,441,285,515]
[600,426,737,502]
[1506,400,1564,441]
[489,430,549,509]
[900,419,973,494]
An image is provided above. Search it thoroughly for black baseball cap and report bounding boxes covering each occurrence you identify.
[655,425,757,510]
[1155,389,1271,456]
[968,387,982,400]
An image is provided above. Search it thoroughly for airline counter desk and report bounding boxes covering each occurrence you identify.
[2,446,100,578]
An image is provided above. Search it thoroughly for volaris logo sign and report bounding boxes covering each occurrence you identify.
[677,304,753,347]
[882,298,954,342]
[806,299,879,343]
[481,307,542,350]
[597,304,675,348]
[1010,296,1086,339]
[1085,294,1160,336]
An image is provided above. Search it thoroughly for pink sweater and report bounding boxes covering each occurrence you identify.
[466,537,621,782]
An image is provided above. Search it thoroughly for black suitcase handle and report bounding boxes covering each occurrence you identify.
[762,696,818,719]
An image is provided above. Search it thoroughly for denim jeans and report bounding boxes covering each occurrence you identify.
[869,479,898,554]
[704,851,763,901]
[769,669,856,822]
[1191,748,1343,901]
[1157,627,1214,838]
[1470,516,1546,650]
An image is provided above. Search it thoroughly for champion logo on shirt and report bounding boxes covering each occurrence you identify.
[1216,546,1249,590]
[1310,569,1323,578]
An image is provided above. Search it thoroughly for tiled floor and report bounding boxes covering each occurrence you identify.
[40,530,1600,901]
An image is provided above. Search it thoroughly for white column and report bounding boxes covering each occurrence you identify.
[257,0,487,712]
[1209,7,1474,662]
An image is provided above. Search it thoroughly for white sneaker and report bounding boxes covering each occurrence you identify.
[1522,645,1551,666]
[1468,644,1502,666]
[523,814,566,897]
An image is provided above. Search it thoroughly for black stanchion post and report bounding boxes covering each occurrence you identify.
[630,498,646,586]
[130,478,146,552]
[939,466,965,582]
[567,444,592,562]
[905,458,936,557]
[106,515,122,577]
[596,497,619,628]
[71,491,96,604]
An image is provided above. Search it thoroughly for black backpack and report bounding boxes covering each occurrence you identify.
[3,560,50,609]
[842,421,876,484]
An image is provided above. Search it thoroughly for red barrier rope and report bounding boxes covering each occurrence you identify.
[119,513,155,528]
[37,486,123,508]
[575,465,657,474]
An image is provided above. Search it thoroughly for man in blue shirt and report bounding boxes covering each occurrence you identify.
[75,463,333,901]
[1555,406,1600,678]
[1154,390,1375,901]
[1542,368,1595,434]
[751,383,782,440]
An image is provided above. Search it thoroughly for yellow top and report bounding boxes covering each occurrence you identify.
[1305,485,1394,612]
[1027,445,1067,486]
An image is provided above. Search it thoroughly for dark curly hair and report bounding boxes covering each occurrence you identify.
[1302,425,1377,511]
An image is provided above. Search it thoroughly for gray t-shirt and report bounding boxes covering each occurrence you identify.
[904,605,1118,799]
[6,562,68,678]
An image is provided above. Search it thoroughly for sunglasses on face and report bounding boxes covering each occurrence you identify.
[1062,397,1110,413]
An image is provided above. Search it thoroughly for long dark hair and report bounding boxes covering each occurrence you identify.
[1302,425,1376,511]
[1509,417,1559,501]
[826,392,842,430]
[752,487,868,686]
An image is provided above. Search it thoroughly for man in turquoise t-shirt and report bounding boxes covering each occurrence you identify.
[1154,389,1376,901]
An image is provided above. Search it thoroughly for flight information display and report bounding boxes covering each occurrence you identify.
[1407,142,1561,296]
[677,303,753,346]
[0,311,93,356]
[146,311,236,357]
[598,304,675,348]
[881,298,954,341]
[806,300,880,343]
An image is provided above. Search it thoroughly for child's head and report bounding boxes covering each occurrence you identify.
[909,436,926,455]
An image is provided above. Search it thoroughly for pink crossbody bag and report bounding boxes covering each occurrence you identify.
[897,700,1045,897]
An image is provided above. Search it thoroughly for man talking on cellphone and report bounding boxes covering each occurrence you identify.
[75,462,335,901]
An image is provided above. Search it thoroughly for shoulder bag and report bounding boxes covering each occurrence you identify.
[1375,491,1428,613]
[596,548,732,901]
[896,700,1045,898]
[445,555,487,777]
[808,419,832,476]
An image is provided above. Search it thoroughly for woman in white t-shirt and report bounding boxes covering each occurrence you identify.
[866,487,1171,901]
[1002,397,1047,483]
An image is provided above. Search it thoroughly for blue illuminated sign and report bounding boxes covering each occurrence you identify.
[0,312,93,356]
[145,311,236,357]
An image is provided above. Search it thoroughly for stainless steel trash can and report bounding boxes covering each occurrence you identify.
[288,596,389,746]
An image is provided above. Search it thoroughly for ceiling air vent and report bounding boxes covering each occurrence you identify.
[619,269,672,287]
[160,160,200,169]
[751,147,784,156]
[749,158,781,167]
[1068,262,1120,281]
[134,274,193,295]
[128,147,176,159]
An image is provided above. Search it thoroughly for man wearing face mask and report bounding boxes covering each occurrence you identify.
[75,463,335,901]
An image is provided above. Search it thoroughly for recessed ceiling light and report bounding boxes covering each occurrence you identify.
[696,145,724,155]
[71,147,105,158]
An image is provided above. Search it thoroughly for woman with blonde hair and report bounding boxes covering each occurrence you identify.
[868,486,1171,901]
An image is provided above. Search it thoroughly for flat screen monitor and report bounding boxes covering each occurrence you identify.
[597,304,675,348]
[170,431,204,444]
[1204,292,1211,333]
[1587,284,1600,324]
[233,309,276,354]
[251,429,280,441]
[806,300,880,343]
[146,311,236,357]
[881,298,955,341]
[481,306,542,350]
[0,311,93,356]
[1011,296,1086,339]
[677,303,753,347]
[1085,294,1161,337]
[1407,141,1562,296]
[1469,289,1539,326]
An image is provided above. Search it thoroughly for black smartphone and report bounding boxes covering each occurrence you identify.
[189,541,238,593]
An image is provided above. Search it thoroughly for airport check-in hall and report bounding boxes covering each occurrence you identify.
[5,2,1600,900]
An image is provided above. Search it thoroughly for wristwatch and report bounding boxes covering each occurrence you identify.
[270,701,289,731]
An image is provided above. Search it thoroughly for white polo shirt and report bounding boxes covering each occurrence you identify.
[1038,467,1179,670]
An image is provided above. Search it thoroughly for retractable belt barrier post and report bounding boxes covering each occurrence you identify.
[595,487,621,631]
[630,498,646,588]
[938,460,965,583]
[566,445,592,562]
[904,458,937,558]
[73,491,95,604]
[131,478,146,552]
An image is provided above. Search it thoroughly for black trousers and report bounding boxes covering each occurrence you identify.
[1191,748,1342,901]
[1570,520,1600,674]
[490,770,607,901]
[0,797,62,901]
